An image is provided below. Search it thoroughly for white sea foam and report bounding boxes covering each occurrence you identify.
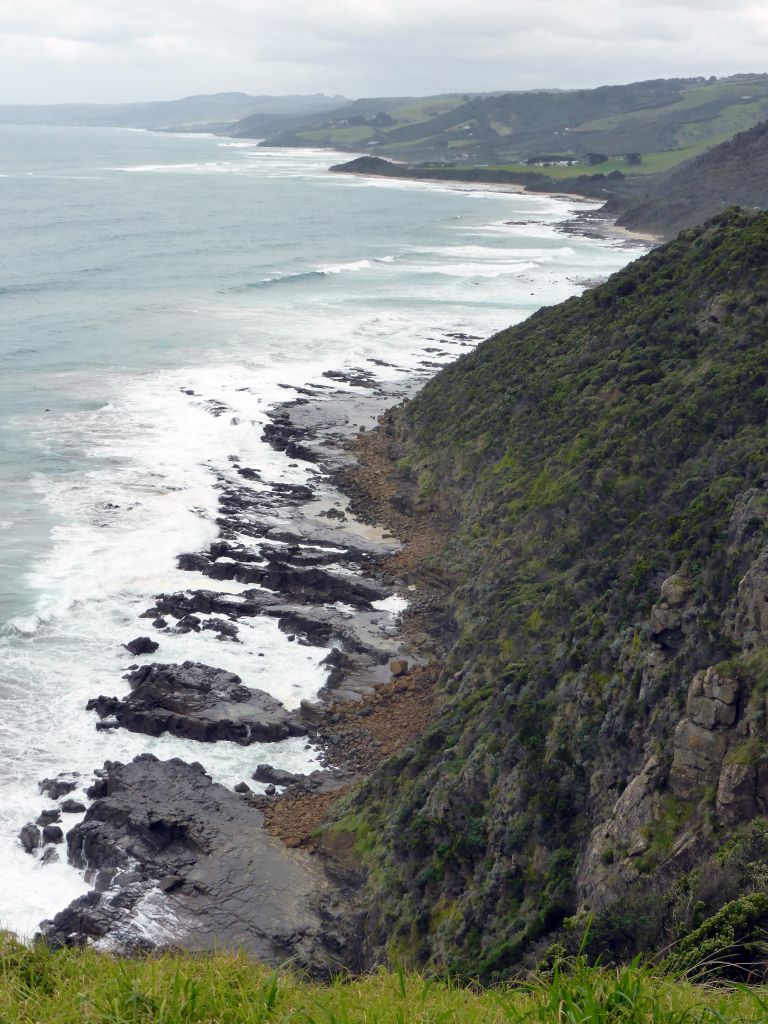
[0,131,644,943]
[317,259,374,274]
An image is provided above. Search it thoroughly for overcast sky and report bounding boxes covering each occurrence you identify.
[0,0,767,104]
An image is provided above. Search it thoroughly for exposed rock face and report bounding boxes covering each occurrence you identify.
[715,758,768,822]
[578,756,664,911]
[670,666,741,799]
[580,656,752,913]
[727,488,768,551]
[30,376,422,961]
[86,662,306,744]
[40,755,348,971]
[732,546,768,650]
[649,574,697,648]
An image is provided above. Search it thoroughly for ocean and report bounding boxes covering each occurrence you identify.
[0,124,639,938]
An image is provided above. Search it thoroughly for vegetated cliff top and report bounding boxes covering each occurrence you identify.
[608,120,768,237]
[328,208,768,979]
[246,74,768,169]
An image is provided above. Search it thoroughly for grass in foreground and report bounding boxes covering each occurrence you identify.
[1,938,768,1024]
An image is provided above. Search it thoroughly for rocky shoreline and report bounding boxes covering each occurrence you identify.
[20,340,468,966]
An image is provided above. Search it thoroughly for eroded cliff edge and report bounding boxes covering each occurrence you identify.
[323,208,768,978]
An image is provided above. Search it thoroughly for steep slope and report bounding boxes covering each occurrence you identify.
[609,121,768,237]
[328,209,768,978]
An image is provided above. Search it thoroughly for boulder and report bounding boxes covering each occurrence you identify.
[42,825,64,844]
[389,658,409,677]
[252,764,309,787]
[19,823,41,853]
[202,618,239,641]
[123,636,159,656]
[36,809,61,826]
[175,614,202,634]
[60,799,86,814]
[39,774,78,800]
[660,574,692,606]
[686,667,739,729]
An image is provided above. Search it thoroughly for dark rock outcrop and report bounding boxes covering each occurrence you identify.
[39,755,346,970]
[252,764,309,788]
[19,823,41,853]
[39,774,79,800]
[60,799,87,814]
[124,636,159,656]
[86,661,306,744]
[37,809,61,826]
[42,825,64,844]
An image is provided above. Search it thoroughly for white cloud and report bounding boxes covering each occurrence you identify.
[0,0,764,102]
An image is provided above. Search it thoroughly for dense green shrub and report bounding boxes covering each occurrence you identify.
[333,209,768,977]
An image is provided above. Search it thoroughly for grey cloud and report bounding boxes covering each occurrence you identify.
[0,0,765,103]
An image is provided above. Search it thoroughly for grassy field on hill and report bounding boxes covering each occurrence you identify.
[250,75,768,169]
[2,937,767,1023]
[476,135,733,179]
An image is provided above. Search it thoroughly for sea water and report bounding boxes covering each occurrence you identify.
[0,125,640,938]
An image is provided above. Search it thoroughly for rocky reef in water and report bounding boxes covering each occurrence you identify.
[22,340,473,964]
[30,207,768,982]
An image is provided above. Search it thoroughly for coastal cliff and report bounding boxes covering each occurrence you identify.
[609,120,768,238]
[22,204,768,983]
[323,207,768,977]
[331,118,768,241]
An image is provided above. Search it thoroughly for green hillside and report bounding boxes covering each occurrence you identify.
[245,75,768,170]
[326,208,768,978]
[230,94,468,144]
[608,119,768,236]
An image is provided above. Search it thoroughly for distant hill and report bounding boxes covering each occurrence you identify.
[607,119,768,236]
[242,75,768,173]
[230,94,471,145]
[0,93,347,130]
